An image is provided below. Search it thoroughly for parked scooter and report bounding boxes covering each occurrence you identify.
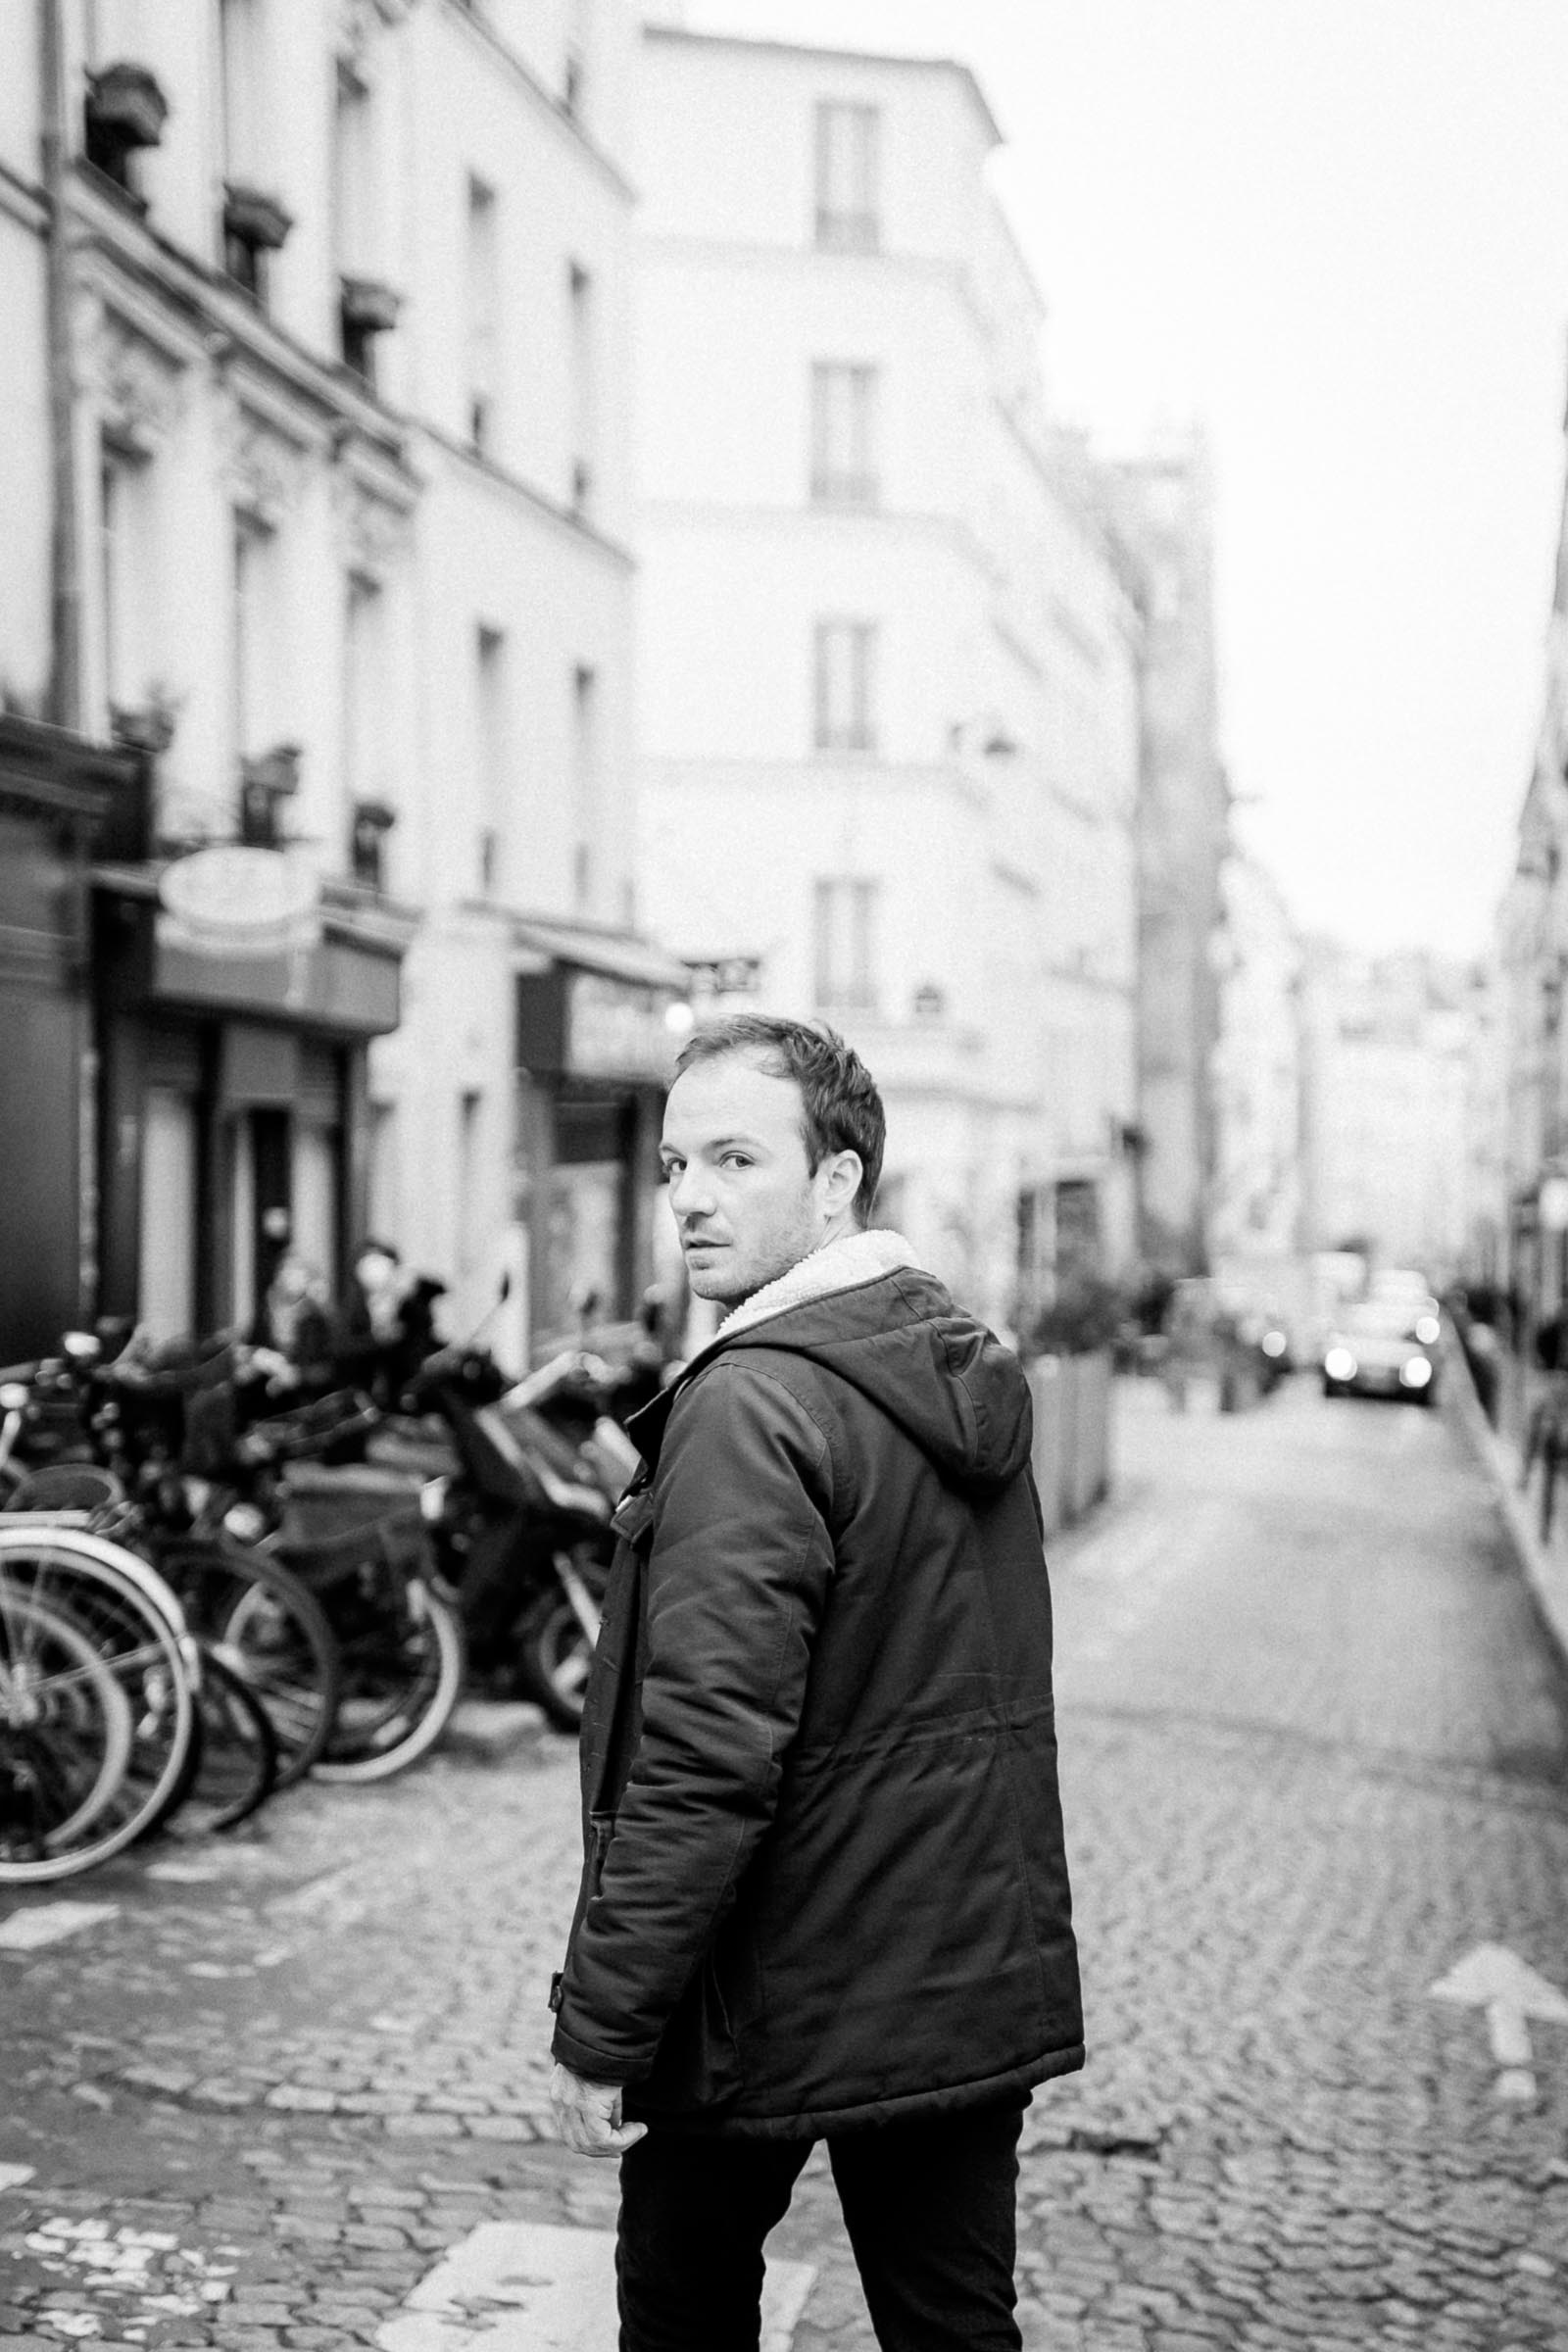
[399,1342,628,1730]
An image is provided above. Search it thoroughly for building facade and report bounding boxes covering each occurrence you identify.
[1299,942,1471,1281]
[632,25,1141,1335]
[1105,435,1229,1277]
[0,0,672,1365]
[1209,851,1304,1278]
[1492,381,1568,1338]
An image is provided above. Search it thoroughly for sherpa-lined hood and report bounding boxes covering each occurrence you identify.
[677,1229,1033,1496]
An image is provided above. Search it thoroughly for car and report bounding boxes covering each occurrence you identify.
[1321,1298,1442,1404]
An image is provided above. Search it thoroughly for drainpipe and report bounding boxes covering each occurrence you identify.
[40,0,82,730]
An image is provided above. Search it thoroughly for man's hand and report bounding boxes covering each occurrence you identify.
[550,2062,648,2159]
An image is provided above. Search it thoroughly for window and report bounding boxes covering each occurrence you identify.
[813,102,880,252]
[813,619,877,753]
[232,515,278,765]
[571,662,598,910]
[233,514,293,843]
[466,175,499,453]
[567,260,595,514]
[332,61,375,278]
[100,445,155,719]
[345,572,390,879]
[812,878,879,1011]
[810,362,879,506]
[219,0,263,180]
[564,0,588,117]
[456,1090,483,1285]
[475,623,508,895]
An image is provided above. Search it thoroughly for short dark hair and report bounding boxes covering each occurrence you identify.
[673,1015,886,1225]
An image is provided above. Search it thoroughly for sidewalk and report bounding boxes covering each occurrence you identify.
[1443,1330,1568,1672]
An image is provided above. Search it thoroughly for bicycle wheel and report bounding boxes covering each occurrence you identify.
[0,1527,199,1882]
[154,1539,340,1788]
[176,1645,277,1833]
[514,1586,595,1733]
[312,1567,466,1783]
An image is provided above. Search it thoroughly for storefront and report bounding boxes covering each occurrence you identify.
[0,716,138,1360]
[514,920,692,1364]
[93,847,414,1343]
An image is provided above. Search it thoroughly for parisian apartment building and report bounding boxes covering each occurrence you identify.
[0,0,690,1370]
[631,23,1144,1338]
[1490,367,1568,1335]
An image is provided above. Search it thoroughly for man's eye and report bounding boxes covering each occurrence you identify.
[658,1162,680,1185]
[720,1153,752,1169]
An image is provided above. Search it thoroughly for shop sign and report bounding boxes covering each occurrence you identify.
[159,846,320,958]
[566,972,682,1083]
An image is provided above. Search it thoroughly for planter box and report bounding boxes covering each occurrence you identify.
[1027,1348,1114,1539]
[340,276,403,334]
[86,62,169,151]
[224,182,294,252]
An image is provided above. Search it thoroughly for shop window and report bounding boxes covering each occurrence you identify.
[813,102,880,253]
[812,876,878,1011]
[139,1088,198,1344]
[813,619,877,754]
[293,1124,339,1290]
[810,363,879,507]
[368,1100,401,1247]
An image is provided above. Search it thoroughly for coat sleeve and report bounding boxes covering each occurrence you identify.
[551,1359,836,2083]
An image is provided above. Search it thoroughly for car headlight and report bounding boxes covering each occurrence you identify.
[222,1500,269,1544]
[1324,1348,1357,1382]
[1261,1331,1288,1358]
[1414,1315,1440,1345]
[1400,1357,1432,1388]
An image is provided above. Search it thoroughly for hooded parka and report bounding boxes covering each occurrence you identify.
[550,1232,1083,2138]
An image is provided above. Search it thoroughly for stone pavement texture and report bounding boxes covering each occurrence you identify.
[2,1373,1568,2348]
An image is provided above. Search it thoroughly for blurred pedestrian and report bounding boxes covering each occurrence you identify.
[250,1252,335,1389]
[336,1239,444,1402]
[549,1014,1082,2352]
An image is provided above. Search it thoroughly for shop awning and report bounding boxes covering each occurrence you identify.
[509,912,692,994]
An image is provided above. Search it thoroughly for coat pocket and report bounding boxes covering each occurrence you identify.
[630,1952,745,2115]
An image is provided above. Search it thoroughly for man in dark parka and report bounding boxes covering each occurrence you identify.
[550,1015,1082,2351]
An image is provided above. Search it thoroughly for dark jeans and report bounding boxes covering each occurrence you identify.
[616,2099,1025,2352]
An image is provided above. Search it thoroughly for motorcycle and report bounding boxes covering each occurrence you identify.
[393,1343,634,1731]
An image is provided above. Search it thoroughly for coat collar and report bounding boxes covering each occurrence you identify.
[624,1229,920,1473]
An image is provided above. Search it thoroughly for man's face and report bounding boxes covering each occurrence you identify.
[661,1053,858,1308]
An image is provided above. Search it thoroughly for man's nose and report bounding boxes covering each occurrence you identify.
[668,1162,714,1219]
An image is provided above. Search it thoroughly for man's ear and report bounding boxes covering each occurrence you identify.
[821,1150,864,1219]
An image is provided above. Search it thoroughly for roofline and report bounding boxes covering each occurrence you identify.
[642,23,1004,148]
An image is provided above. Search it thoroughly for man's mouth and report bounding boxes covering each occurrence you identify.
[682,1235,725,1251]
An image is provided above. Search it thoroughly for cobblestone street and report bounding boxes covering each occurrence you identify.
[4,1373,1568,2350]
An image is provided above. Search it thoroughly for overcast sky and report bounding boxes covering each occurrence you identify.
[668,0,1568,956]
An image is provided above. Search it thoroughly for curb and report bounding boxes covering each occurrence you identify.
[1443,1321,1568,1675]
[440,1697,549,1764]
